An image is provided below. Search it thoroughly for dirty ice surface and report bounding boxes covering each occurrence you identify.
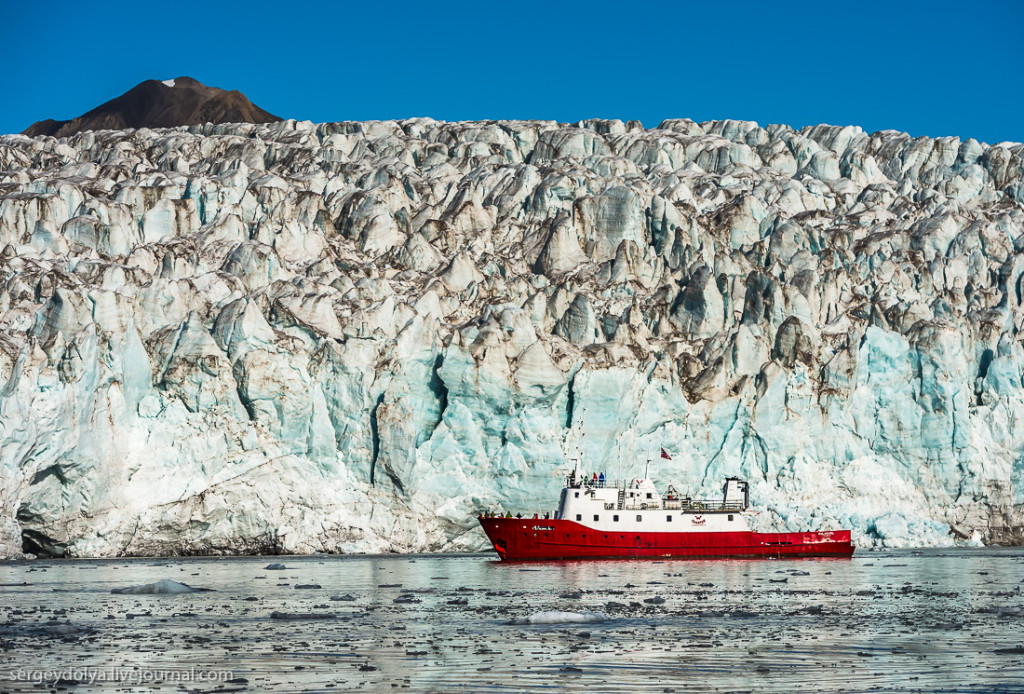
[1,549,1023,693]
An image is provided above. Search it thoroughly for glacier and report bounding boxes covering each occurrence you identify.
[0,117,1022,557]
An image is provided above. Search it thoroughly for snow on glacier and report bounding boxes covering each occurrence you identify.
[0,116,1023,557]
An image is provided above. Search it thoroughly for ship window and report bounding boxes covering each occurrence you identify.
[636,515,642,522]
[576,514,582,521]
[667,515,672,522]
[574,492,579,498]
[646,493,652,499]
[594,515,599,522]
[728,514,734,521]
[613,515,619,522]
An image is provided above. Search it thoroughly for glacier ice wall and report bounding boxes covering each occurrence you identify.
[1,117,1023,556]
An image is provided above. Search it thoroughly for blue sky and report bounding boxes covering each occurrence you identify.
[5,0,1022,143]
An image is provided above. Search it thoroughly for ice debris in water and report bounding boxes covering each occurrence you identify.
[978,606,1023,617]
[111,579,210,594]
[270,611,335,620]
[264,563,286,570]
[509,611,608,625]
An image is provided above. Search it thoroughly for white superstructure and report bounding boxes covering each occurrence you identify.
[553,471,752,533]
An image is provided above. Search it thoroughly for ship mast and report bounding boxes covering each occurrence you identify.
[617,442,623,491]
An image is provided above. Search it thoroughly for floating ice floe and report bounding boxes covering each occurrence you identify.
[509,611,608,625]
[111,579,210,594]
[978,606,1023,617]
[269,611,335,620]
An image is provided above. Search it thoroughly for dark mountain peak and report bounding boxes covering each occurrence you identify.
[23,77,282,138]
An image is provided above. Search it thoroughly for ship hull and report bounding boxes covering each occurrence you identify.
[478,517,854,561]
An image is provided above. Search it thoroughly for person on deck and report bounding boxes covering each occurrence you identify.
[599,472,605,487]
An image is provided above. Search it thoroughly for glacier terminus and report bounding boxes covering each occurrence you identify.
[1,116,1022,557]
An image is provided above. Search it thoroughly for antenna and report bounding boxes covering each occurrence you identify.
[575,407,586,481]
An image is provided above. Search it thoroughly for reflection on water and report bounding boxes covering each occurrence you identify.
[2,548,1023,692]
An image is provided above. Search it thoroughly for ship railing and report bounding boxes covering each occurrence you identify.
[625,499,746,512]
[572,478,626,489]
[571,478,696,491]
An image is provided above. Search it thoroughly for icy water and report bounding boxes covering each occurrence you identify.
[2,549,1023,693]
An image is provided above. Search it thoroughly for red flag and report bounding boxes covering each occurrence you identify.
[660,447,672,460]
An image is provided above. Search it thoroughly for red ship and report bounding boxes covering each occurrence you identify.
[478,463,854,561]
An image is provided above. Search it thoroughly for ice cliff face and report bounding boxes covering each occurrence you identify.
[1,117,1023,557]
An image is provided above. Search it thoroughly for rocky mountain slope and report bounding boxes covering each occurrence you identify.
[22,77,281,139]
[1,116,1022,557]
